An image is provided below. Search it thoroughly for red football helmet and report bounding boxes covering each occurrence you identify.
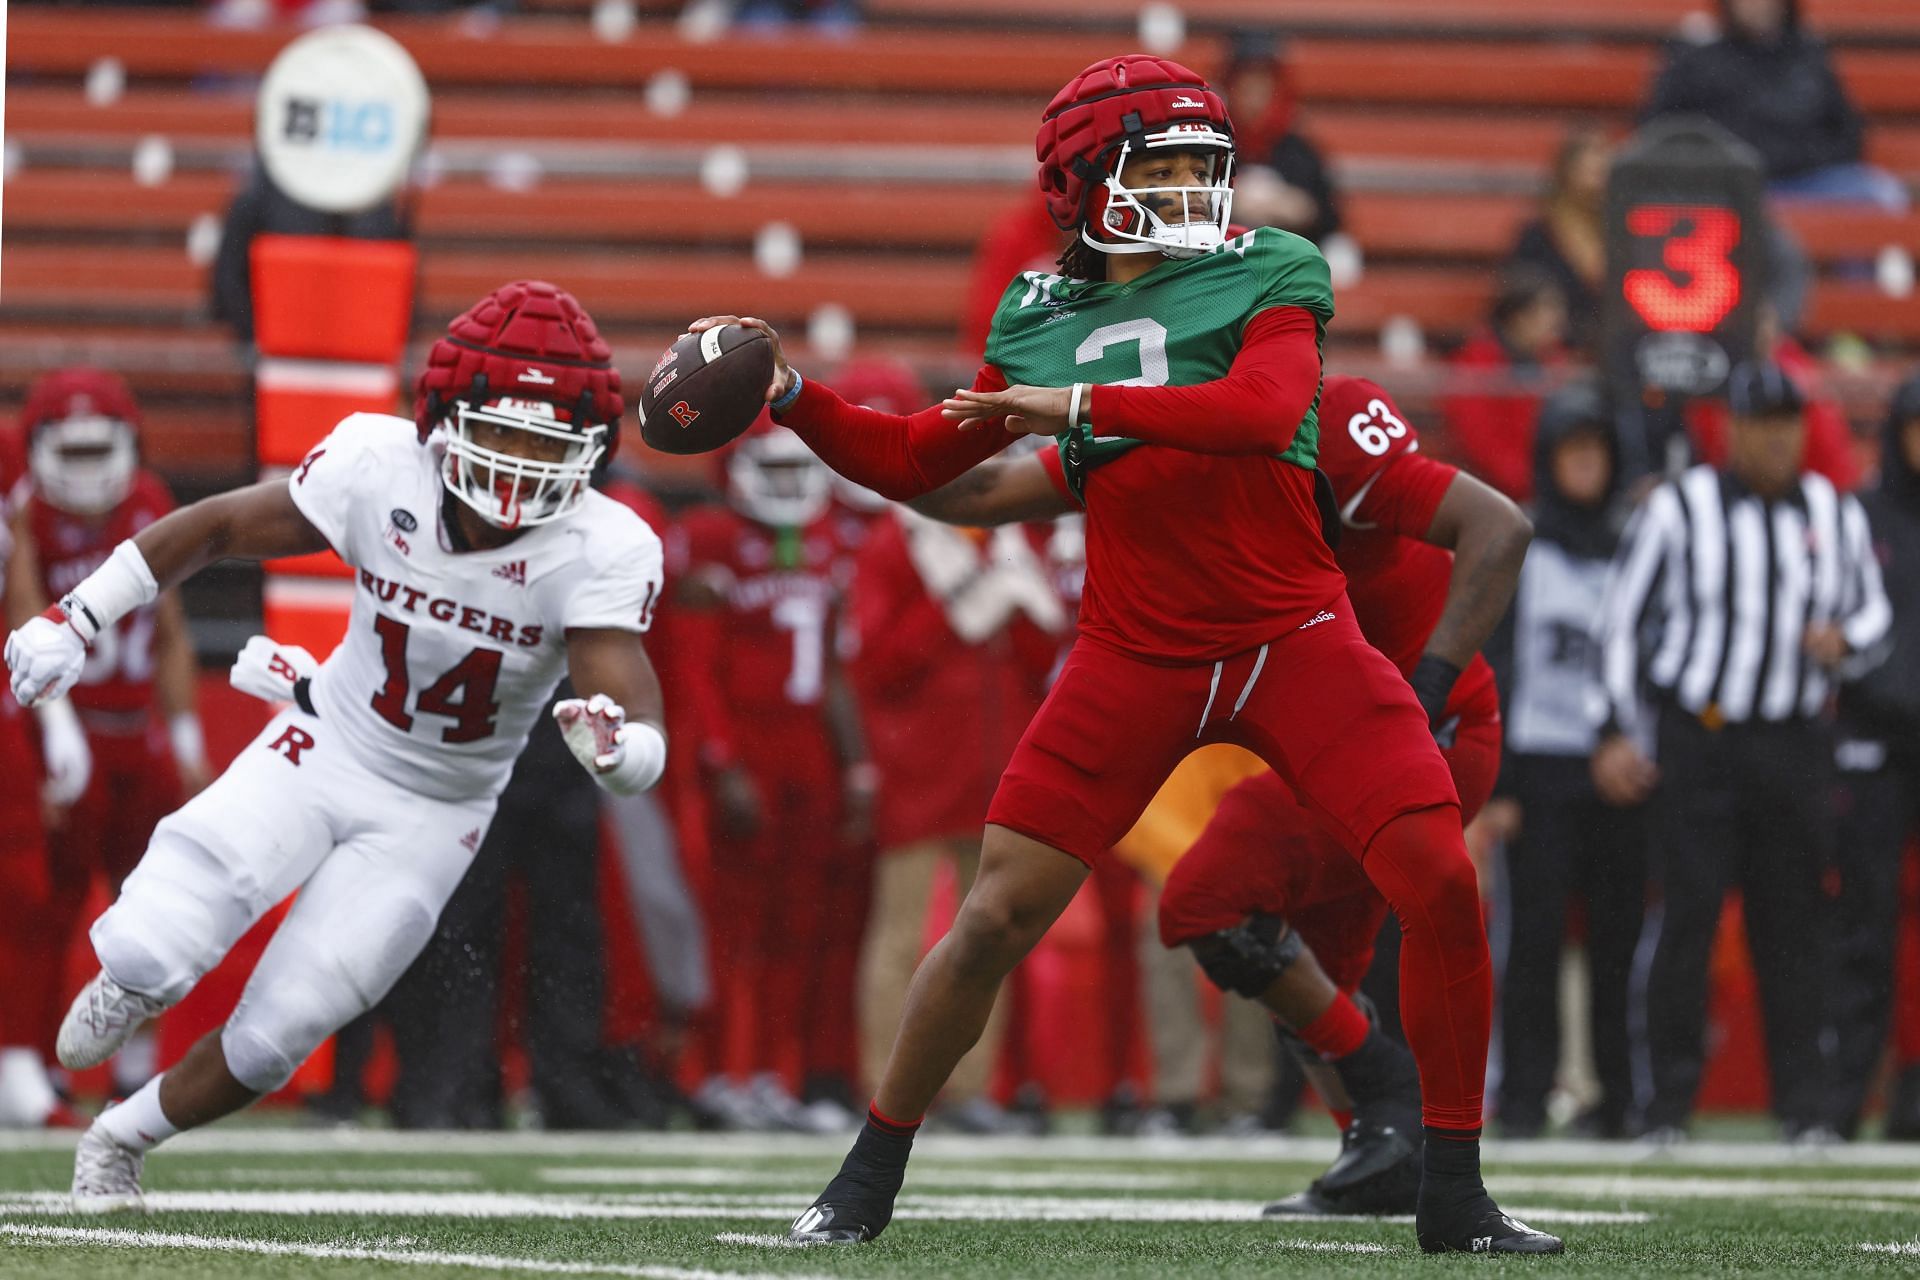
[414,280,623,529]
[21,367,143,516]
[1036,54,1235,260]
[726,415,831,529]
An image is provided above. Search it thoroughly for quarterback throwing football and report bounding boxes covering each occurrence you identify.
[3,281,668,1211]
[694,55,1558,1255]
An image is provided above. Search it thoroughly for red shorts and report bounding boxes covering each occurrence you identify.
[1156,676,1502,991]
[987,596,1458,867]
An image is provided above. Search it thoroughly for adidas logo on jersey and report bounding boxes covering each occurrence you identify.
[460,828,482,852]
[493,560,528,588]
[1299,609,1337,629]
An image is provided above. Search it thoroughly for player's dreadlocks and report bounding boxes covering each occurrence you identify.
[1057,238,1108,283]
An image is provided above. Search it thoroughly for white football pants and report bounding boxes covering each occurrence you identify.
[90,707,494,1093]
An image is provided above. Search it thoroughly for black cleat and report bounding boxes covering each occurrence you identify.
[788,1124,910,1245]
[1264,1114,1421,1216]
[788,1199,881,1245]
[1416,1191,1564,1255]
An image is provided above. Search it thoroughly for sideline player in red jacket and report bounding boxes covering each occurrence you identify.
[0,419,68,1127]
[13,371,210,1096]
[846,505,1065,1129]
[671,419,876,1131]
[695,54,1559,1255]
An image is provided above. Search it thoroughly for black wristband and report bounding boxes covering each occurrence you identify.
[1409,654,1462,727]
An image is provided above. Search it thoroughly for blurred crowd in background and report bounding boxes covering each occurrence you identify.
[4,0,1920,1145]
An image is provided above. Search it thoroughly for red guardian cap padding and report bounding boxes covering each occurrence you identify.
[1035,54,1234,238]
[414,279,623,442]
[417,281,623,530]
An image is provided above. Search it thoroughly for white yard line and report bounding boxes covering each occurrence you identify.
[184,1167,484,1187]
[1798,1198,1920,1214]
[1484,1175,1920,1200]
[712,1233,818,1249]
[1862,1241,1920,1255]
[2,1127,1915,1168]
[0,1223,829,1280]
[540,1167,1191,1191]
[1271,1241,1393,1254]
[1250,1209,1647,1226]
[0,1189,1646,1226]
[712,1231,1389,1255]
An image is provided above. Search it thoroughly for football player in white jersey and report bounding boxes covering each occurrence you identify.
[3,281,668,1212]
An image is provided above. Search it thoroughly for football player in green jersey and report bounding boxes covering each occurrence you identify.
[693,53,1559,1257]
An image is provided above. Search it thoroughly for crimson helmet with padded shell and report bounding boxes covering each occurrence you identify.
[1036,54,1235,259]
[22,367,143,516]
[414,281,623,529]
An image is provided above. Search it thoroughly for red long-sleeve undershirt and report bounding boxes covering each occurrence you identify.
[775,305,1322,499]
[775,364,1013,502]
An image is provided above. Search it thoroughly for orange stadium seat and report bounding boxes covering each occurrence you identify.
[3,3,1917,469]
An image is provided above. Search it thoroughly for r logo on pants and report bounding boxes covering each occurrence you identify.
[269,727,316,766]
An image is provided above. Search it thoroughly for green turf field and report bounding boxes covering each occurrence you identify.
[3,1127,1919,1277]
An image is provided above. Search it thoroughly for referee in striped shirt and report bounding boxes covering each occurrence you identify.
[1590,361,1892,1141]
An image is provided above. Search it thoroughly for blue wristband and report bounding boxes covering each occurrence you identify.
[770,370,804,415]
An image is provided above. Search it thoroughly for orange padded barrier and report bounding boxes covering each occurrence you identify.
[250,236,417,365]
[262,577,356,659]
[254,363,402,469]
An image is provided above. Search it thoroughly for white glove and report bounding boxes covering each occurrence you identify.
[229,634,319,706]
[6,611,90,707]
[33,697,93,808]
[554,694,667,796]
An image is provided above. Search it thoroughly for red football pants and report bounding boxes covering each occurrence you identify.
[0,701,51,1048]
[1158,680,1503,985]
[706,728,866,1089]
[989,603,1489,1132]
[28,730,181,1055]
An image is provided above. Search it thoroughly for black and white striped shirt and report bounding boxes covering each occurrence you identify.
[1595,464,1892,733]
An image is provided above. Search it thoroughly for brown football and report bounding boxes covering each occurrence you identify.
[636,324,776,455]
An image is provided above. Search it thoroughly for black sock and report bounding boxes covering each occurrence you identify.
[1421,1126,1484,1194]
[1334,1029,1417,1109]
[842,1105,917,1175]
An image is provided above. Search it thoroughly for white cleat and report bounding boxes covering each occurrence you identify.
[745,1073,812,1132]
[57,971,171,1072]
[794,1096,859,1135]
[0,1048,58,1129]
[71,1122,146,1214]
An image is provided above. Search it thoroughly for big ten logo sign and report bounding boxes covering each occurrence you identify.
[256,24,429,214]
[281,96,397,154]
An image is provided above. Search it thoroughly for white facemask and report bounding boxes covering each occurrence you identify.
[1084,124,1236,260]
[441,398,607,530]
[30,416,138,516]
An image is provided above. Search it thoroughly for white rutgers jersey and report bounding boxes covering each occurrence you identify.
[288,413,663,803]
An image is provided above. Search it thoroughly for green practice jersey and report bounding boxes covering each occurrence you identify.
[983,227,1335,501]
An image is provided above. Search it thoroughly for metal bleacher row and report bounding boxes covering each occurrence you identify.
[3,1,1918,485]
